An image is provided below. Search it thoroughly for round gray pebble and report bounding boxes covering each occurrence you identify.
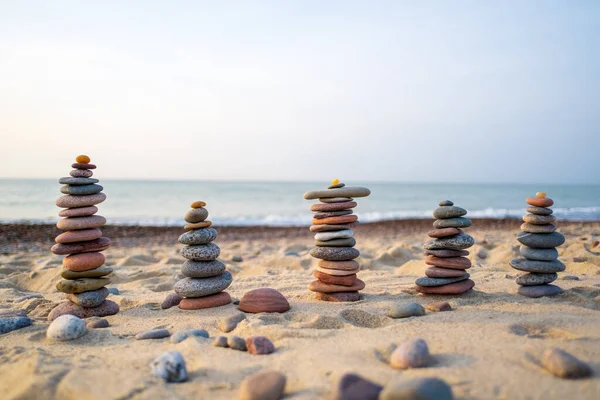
[228,336,247,351]
[184,208,209,223]
[213,336,229,347]
[387,303,426,319]
[66,287,109,308]
[151,351,187,382]
[173,271,233,298]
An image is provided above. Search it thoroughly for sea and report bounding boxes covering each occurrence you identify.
[1,179,599,226]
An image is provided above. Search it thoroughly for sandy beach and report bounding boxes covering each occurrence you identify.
[0,219,599,399]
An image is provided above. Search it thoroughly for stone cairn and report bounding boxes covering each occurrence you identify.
[509,192,565,298]
[416,200,475,295]
[49,155,119,321]
[303,180,371,302]
[173,201,233,310]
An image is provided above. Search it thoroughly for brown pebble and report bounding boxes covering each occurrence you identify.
[238,288,290,313]
[427,228,461,238]
[72,162,97,169]
[184,221,212,230]
[315,292,360,302]
[541,347,592,379]
[426,302,452,312]
[246,336,276,355]
[308,279,365,293]
[239,370,286,400]
[312,215,358,225]
[313,271,357,286]
[161,293,183,309]
[191,200,206,208]
[417,279,474,294]
[179,292,231,310]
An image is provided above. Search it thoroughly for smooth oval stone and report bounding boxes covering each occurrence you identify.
[239,370,286,400]
[510,258,566,273]
[179,292,231,310]
[181,260,226,278]
[228,336,247,351]
[426,301,453,312]
[310,246,359,261]
[57,278,111,294]
[213,336,228,347]
[519,246,558,261]
[70,169,93,178]
[178,228,217,245]
[425,255,471,269]
[135,329,171,340]
[184,221,212,231]
[424,249,469,258]
[218,312,246,333]
[48,300,119,321]
[180,243,220,261]
[416,274,470,287]
[191,200,206,208]
[390,338,430,369]
[308,279,365,293]
[318,259,360,270]
[428,228,461,238]
[315,229,354,241]
[517,232,565,248]
[313,271,357,286]
[63,252,105,271]
[335,373,383,400]
[59,177,99,186]
[433,206,467,219]
[527,206,553,215]
[238,288,290,313]
[55,228,102,244]
[433,217,472,229]
[60,184,103,195]
[76,154,90,163]
[170,329,209,344]
[541,348,592,379]
[66,287,109,307]
[523,214,556,224]
[246,336,276,355]
[56,193,107,208]
[57,215,106,231]
[315,238,356,247]
[319,197,353,203]
[61,266,112,279]
[86,318,109,329]
[51,237,111,255]
[58,205,98,218]
[387,302,426,318]
[184,207,208,223]
[518,284,563,298]
[161,293,182,309]
[424,233,474,251]
[315,292,361,302]
[0,316,32,334]
[417,279,474,294]
[151,351,188,383]
[72,162,96,169]
[312,215,358,225]
[439,200,453,206]
[309,222,359,232]
[516,273,558,286]
[526,197,554,207]
[521,223,556,233]
[380,377,454,400]
[310,202,357,212]
[328,182,345,189]
[47,315,86,341]
[316,266,359,276]
[313,210,353,219]
[303,187,371,199]
[173,272,232,298]
[425,267,468,278]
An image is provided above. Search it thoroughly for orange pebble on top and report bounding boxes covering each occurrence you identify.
[76,155,91,163]
[536,192,547,198]
[191,201,206,208]
[331,178,340,185]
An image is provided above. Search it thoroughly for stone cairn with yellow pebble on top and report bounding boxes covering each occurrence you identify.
[48,155,119,321]
[303,179,371,302]
[509,192,566,298]
[172,201,233,310]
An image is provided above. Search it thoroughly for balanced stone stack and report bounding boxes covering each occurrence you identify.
[303,180,371,302]
[509,192,566,298]
[49,155,119,321]
[416,200,475,295]
[173,201,233,310]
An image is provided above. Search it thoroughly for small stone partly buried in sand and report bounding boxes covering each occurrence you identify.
[426,301,452,312]
[170,329,209,344]
[218,312,246,333]
[0,316,33,334]
[151,351,188,383]
[228,336,247,351]
[390,338,430,369]
[108,287,120,295]
[335,373,383,400]
[232,255,243,262]
[540,348,592,379]
[47,315,87,341]
[246,336,275,355]
[213,336,229,347]
[380,377,454,400]
[239,370,287,400]
[86,318,109,329]
[561,275,580,281]
[387,302,425,319]
[161,293,183,309]
[135,329,171,340]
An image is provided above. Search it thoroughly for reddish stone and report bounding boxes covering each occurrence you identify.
[425,255,471,270]
[427,228,462,238]
[309,222,359,232]
[315,292,360,302]
[55,228,102,244]
[313,271,357,286]
[48,300,119,321]
[425,267,468,278]
[310,201,357,212]
[51,237,111,255]
[238,288,290,313]
[59,206,98,218]
[56,215,106,231]
[417,279,474,294]
[308,279,365,293]
[426,301,453,312]
[312,215,358,225]
[526,197,554,207]
[179,292,231,310]
[63,252,105,271]
[71,162,97,169]
[317,260,360,271]
[246,336,276,355]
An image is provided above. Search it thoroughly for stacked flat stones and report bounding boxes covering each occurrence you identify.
[509,192,566,298]
[173,201,233,310]
[416,200,475,295]
[303,180,371,302]
[49,155,119,320]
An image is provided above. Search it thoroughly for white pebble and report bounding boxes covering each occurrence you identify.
[151,351,188,382]
[47,315,87,341]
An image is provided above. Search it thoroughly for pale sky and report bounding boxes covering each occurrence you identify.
[0,1,598,184]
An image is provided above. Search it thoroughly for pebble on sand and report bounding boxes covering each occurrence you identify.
[335,373,383,400]
[246,336,275,355]
[228,336,247,351]
[380,377,454,400]
[213,336,229,347]
[135,329,171,340]
[239,370,286,400]
[170,329,209,344]
[426,301,453,312]
[161,293,183,309]
[219,312,247,333]
[86,318,109,329]
[47,315,87,341]
[151,351,188,383]
[390,338,431,369]
[0,316,33,334]
[238,288,291,313]
[541,348,593,379]
[387,302,426,319]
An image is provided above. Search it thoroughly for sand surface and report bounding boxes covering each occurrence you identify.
[1,221,600,399]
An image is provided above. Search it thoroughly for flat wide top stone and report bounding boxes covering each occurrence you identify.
[304,186,370,200]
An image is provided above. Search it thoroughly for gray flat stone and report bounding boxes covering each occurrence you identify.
[527,206,553,216]
[516,272,558,286]
[380,377,453,400]
[519,246,558,261]
[387,302,426,318]
[66,287,109,307]
[310,246,360,261]
[184,208,209,223]
[178,228,218,245]
[180,243,220,261]
[170,329,209,344]
[135,329,171,340]
[60,184,103,195]
[416,274,470,287]
[315,238,356,247]
[433,206,467,219]
[510,258,566,273]
[173,271,233,298]
[424,249,469,258]
[433,217,472,229]
[181,260,226,278]
[518,284,563,298]
[517,232,565,249]
[59,177,99,185]
[439,200,454,206]
[424,233,474,251]
[0,316,33,334]
[304,187,371,199]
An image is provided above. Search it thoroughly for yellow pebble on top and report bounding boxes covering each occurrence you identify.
[76,155,90,163]
[191,201,206,209]
[536,192,547,199]
[331,178,340,185]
